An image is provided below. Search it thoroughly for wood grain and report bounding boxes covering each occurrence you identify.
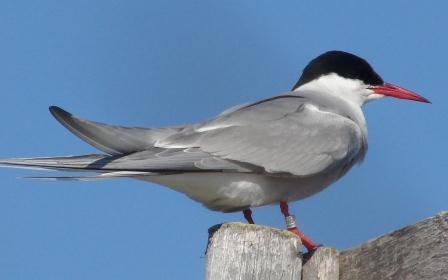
[206,222,303,280]
[340,211,448,280]
[303,247,339,280]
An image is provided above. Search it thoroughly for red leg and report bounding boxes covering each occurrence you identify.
[280,201,320,252]
[243,209,255,224]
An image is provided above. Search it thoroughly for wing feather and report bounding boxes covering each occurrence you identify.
[49,106,185,155]
[0,148,254,173]
[157,95,364,176]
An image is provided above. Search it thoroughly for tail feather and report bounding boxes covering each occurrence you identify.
[49,106,184,155]
[22,171,153,181]
[0,148,237,174]
[0,154,111,172]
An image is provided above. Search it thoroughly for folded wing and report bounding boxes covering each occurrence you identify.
[157,94,365,176]
[3,94,364,178]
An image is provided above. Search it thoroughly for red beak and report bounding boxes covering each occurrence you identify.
[369,83,430,103]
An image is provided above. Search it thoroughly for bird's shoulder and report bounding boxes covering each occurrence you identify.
[197,91,360,131]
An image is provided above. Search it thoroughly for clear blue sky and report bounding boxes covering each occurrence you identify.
[0,1,446,279]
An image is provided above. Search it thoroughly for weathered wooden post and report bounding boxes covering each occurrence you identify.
[205,222,340,280]
[205,212,447,280]
[339,211,448,280]
[302,247,339,280]
[205,222,303,280]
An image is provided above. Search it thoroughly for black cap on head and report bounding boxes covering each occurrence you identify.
[292,51,384,90]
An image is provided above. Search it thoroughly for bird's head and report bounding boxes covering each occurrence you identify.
[292,51,430,106]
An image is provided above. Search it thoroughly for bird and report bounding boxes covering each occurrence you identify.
[0,50,429,251]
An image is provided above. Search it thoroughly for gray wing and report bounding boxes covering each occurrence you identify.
[49,106,186,155]
[9,95,362,177]
[156,94,365,176]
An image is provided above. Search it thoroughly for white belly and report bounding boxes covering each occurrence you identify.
[137,171,342,212]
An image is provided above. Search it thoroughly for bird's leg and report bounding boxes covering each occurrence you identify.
[243,208,255,224]
[280,201,319,252]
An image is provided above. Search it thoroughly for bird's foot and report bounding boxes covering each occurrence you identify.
[280,201,320,252]
[286,226,321,252]
[242,204,320,252]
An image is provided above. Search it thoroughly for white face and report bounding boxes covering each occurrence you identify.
[295,73,385,107]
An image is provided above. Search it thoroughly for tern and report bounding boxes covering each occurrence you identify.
[0,51,429,251]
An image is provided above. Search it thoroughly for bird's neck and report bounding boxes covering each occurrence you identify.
[293,74,369,135]
[295,73,370,107]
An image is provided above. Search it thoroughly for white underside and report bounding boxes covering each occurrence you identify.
[137,169,344,212]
